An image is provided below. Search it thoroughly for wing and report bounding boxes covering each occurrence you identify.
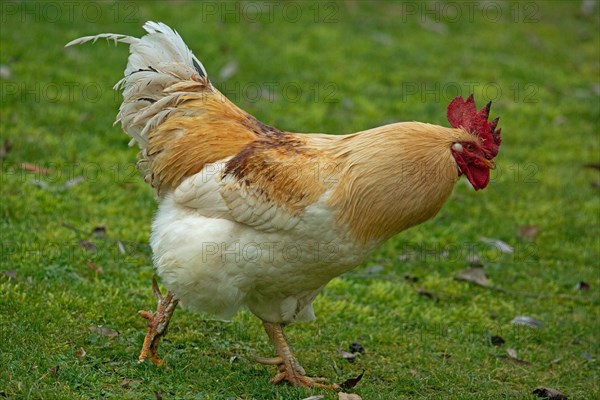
[173,131,335,232]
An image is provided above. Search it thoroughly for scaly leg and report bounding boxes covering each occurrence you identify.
[255,321,338,389]
[138,276,179,365]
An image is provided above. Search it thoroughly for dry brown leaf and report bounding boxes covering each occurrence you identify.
[455,267,490,287]
[20,163,53,174]
[339,393,362,400]
[76,347,87,358]
[0,139,12,159]
[499,355,530,366]
[519,225,540,241]
[500,348,530,365]
[47,365,60,376]
[1,270,17,280]
[79,240,97,253]
[121,378,143,388]
[340,371,364,389]
[86,261,104,274]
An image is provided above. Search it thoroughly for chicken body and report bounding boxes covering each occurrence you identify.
[150,122,459,324]
[67,21,499,388]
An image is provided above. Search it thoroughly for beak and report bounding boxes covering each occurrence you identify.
[482,157,496,170]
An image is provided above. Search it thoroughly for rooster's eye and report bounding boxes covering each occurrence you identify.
[465,143,474,151]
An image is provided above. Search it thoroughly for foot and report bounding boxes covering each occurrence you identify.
[257,322,339,389]
[138,276,179,365]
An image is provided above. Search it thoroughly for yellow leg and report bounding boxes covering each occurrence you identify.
[138,276,179,365]
[256,321,338,389]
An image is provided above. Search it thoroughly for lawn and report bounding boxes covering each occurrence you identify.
[1,1,598,399]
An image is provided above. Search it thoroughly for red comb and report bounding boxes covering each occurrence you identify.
[447,94,501,158]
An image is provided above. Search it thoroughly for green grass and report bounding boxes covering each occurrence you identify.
[1,1,598,399]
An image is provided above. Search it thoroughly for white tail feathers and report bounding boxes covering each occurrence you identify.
[66,21,209,149]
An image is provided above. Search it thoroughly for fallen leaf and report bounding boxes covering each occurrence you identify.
[575,281,590,291]
[511,316,544,329]
[116,240,127,254]
[121,378,143,388]
[416,287,437,301]
[301,396,325,400]
[62,176,85,189]
[480,237,514,254]
[506,348,518,359]
[349,342,365,354]
[582,352,595,362]
[79,240,97,253]
[47,365,60,376]
[532,387,567,399]
[500,348,531,365]
[583,163,600,170]
[550,357,563,365]
[500,355,530,366]
[21,163,53,174]
[340,350,357,362]
[76,347,86,358]
[92,225,107,237]
[1,270,17,280]
[490,335,505,346]
[455,267,490,287]
[339,393,362,400]
[0,64,12,79]
[518,225,539,241]
[0,139,12,159]
[86,261,103,274]
[30,180,52,190]
[88,325,119,338]
[340,371,364,389]
[219,60,238,81]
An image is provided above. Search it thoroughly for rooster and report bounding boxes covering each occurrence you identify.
[66,21,502,388]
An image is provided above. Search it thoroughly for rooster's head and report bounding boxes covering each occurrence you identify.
[447,94,502,190]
